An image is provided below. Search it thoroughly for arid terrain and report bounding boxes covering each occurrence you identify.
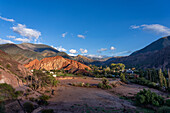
[19,77,168,113]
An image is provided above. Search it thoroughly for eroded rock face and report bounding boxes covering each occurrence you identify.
[0,50,31,88]
[24,56,91,73]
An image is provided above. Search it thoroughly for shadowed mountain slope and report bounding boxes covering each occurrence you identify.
[105,36,170,69]
[0,43,71,64]
[131,36,170,56]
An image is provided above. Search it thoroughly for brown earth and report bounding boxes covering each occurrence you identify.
[24,56,91,73]
[31,77,169,113]
[0,50,31,88]
[5,77,169,113]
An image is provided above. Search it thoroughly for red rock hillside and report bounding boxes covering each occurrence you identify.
[0,50,31,88]
[24,56,91,73]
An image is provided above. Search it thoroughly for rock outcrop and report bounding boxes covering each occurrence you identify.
[0,50,31,88]
[24,56,91,73]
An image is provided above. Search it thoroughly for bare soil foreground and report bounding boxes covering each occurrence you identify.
[33,77,169,113]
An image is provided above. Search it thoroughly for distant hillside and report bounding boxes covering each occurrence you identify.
[105,36,170,69]
[72,55,94,65]
[24,56,91,74]
[0,43,70,64]
[0,43,44,63]
[0,50,31,88]
[131,36,170,56]
[18,43,71,58]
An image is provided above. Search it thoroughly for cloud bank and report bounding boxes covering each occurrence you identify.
[14,38,30,42]
[55,46,67,52]
[62,32,67,38]
[69,49,78,54]
[0,16,15,22]
[77,34,85,39]
[0,38,13,44]
[110,46,116,50]
[7,35,16,38]
[80,48,88,54]
[97,48,107,53]
[12,24,41,42]
[131,24,170,36]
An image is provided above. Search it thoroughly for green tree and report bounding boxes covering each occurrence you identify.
[168,69,170,88]
[120,72,126,82]
[159,69,164,87]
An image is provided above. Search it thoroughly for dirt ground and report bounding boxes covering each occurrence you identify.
[6,77,169,113]
[39,77,168,113]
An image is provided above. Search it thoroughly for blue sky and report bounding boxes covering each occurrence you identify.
[0,0,170,57]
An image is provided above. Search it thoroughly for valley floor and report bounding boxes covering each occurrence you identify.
[34,77,169,113]
[5,77,169,113]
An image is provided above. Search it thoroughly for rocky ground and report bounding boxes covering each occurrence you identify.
[5,77,169,113]
[36,77,169,113]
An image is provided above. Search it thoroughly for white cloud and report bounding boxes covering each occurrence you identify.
[130,24,170,36]
[80,48,88,54]
[113,51,131,56]
[6,35,16,38]
[0,16,14,22]
[85,54,106,59]
[110,46,116,50]
[130,25,140,29]
[69,49,78,54]
[52,46,67,52]
[68,53,77,56]
[97,48,107,53]
[14,38,30,42]
[77,34,85,39]
[62,32,67,38]
[0,38,13,44]
[12,24,41,42]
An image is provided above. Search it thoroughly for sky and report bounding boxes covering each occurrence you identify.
[0,0,170,57]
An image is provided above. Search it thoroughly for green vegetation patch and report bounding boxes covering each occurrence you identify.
[135,89,164,107]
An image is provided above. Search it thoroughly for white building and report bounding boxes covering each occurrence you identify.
[53,75,57,77]
[50,72,54,74]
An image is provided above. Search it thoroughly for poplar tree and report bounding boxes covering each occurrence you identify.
[168,69,170,88]
[159,69,163,87]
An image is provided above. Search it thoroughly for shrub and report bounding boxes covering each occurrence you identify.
[39,95,50,101]
[41,109,54,113]
[0,83,21,100]
[78,82,84,87]
[29,97,36,102]
[71,83,76,86]
[97,83,103,88]
[166,99,170,106]
[131,77,160,89]
[6,64,11,69]
[0,102,5,113]
[15,90,24,97]
[102,78,109,85]
[85,83,90,87]
[23,102,34,113]
[135,89,164,107]
[157,106,170,113]
[111,83,116,87]
[37,95,49,106]
[97,78,112,89]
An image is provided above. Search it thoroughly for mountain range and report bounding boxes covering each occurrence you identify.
[104,36,170,69]
[0,36,170,69]
[0,43,71,64]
